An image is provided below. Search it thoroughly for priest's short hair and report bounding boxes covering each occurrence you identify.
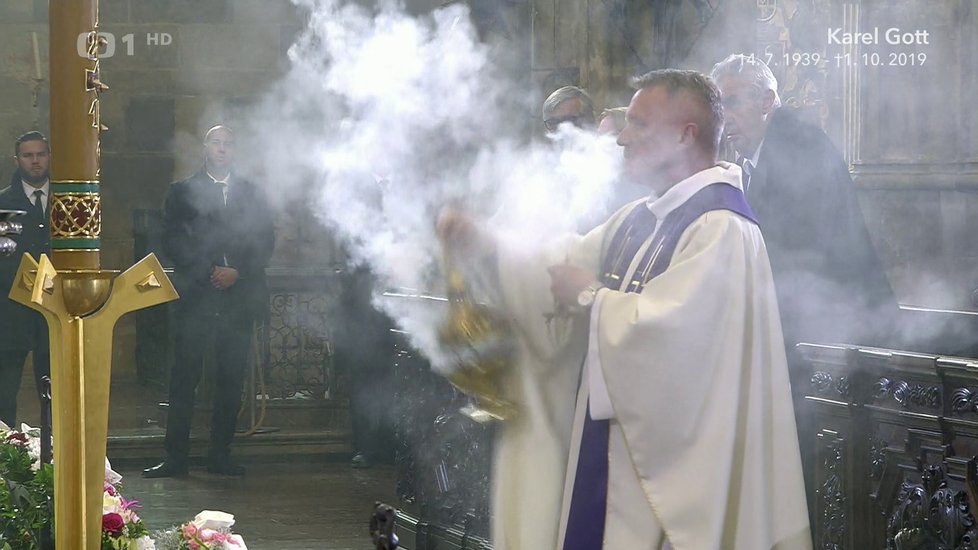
[630,69,724,156]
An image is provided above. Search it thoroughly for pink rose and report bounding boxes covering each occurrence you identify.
[102,512,125,536]
[201,529,231,544]
[182,523,199,537]
[104,484,116,496]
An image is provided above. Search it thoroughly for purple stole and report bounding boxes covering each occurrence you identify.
[562,183,757,550]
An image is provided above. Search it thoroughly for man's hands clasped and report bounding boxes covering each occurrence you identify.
[211,266,239,290]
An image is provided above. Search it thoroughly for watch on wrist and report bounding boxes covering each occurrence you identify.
[576,282,604,308]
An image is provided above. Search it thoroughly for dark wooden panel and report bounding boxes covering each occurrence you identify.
[802,343,978,548]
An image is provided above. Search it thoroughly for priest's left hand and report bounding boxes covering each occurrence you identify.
[548,263,599,307]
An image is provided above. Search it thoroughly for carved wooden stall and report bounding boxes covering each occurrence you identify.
[802,342,978,548]
[383,324,494,550]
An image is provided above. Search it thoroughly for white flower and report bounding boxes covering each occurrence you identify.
[135,535,156,550]
[8,423,43,471]
[103,492,123,514]
[191,510,236,530]
[225,534,247,550]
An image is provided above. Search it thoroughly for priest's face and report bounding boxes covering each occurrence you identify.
[204,127,235,173]
[14,139,50,186]
[715,74,771,158]
[617,86,686,189]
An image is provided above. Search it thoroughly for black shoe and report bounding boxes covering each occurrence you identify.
[206,456,246,476]
[142,460,188,478]
[351,452,372,469]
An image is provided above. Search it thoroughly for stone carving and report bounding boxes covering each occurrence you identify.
[813,371,834,395]
[874,377,942,410]
[390,333,491,538]
[837,376,851,399]
[820,437,848,549]
[885,465,978,550]
[870,434,888,481]
[952,388,978,415]
[370,502,399,550]
[811,371,849,399]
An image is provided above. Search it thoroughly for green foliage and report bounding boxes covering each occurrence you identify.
[0,436,53,550]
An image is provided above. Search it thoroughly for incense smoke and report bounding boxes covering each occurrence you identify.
[242,0,622,368]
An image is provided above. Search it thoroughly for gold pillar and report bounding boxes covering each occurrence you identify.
[6,1,180,548]
[49,0,102,270]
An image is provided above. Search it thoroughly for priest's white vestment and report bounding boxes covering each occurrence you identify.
[495,163,810,550]
[489,235,589,550]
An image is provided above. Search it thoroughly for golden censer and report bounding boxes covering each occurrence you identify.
[438,265,517,423]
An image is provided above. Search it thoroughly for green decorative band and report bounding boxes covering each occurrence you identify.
[53,238,101,249]
[52,183,100,194]
[51,194,101,239]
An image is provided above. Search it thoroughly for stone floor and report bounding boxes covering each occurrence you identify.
[116,461,399,549]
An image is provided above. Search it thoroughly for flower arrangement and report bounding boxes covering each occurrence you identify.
[1,422,155,550]
[102,468,155,550]
[1,422,246,550]
[152,511,247,550]
[0,422,52,549]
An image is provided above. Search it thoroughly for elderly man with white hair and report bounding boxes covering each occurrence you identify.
[711,54,899,537]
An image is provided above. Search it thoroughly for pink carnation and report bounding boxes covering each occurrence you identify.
[182,523,199,537]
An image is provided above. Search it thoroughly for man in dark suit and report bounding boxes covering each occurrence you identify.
[711,54,899,532]
[0,131,52,427]
[143,125,275,477]
[711,53,897,353]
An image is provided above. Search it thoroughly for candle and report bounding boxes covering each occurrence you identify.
[31,31,41,80]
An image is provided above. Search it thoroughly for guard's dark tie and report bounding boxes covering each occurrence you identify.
[31,189,46,221]
[214,180,228,206]
[213,180,229,266]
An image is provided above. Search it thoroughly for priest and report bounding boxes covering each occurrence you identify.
[438,69,810,549]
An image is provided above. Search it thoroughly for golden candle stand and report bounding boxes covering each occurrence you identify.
[4,1,180,547]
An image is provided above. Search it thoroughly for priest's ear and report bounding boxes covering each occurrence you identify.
[680,122,700,146]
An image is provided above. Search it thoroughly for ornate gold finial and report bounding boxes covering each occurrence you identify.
[42,274,56,294]
[21,270,36,291]
[137,272,162,291]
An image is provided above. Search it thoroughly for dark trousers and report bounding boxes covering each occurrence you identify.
[164,305,253,462]
[337,344,395,462]
[0,322,50,427]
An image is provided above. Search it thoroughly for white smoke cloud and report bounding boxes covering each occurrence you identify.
[242,0,622,369]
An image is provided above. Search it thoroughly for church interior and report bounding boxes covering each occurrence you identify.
[1,0,977,548]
